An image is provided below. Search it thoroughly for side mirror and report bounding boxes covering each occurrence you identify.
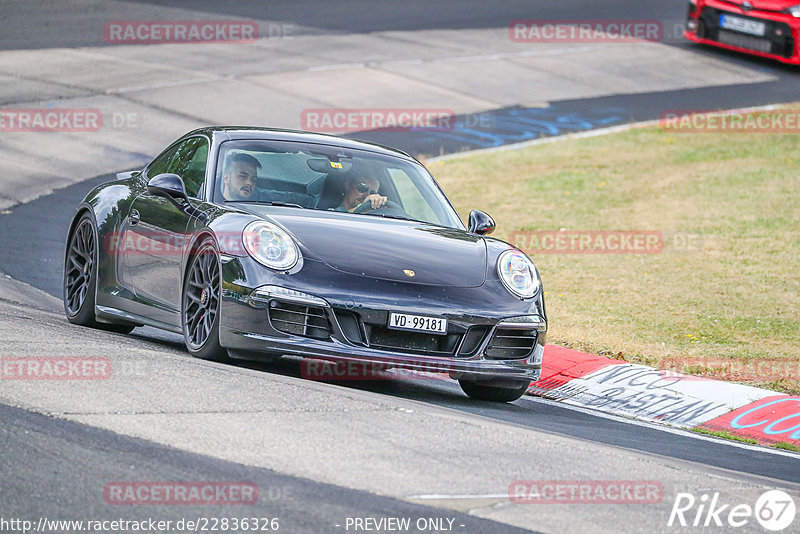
[468,209,495,235]
[147,173,188,202]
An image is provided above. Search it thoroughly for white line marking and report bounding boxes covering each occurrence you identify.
[113,76,225,94]
[433,46,601,63]
[306,46,604,72]
[408,493,509,500]
[308,62,366,71]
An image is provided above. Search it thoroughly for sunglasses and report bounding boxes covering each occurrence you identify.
[356,182,378,195]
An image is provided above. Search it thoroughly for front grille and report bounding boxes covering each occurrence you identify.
[485,328,538,360]
[367,326,461,357]
[269,301,330,339]
[718,29,772,52]
[700,7,795,58]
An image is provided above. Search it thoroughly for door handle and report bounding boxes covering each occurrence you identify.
[130,209,140,225]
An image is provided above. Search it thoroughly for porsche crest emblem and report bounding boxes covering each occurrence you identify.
[403,269,415,277]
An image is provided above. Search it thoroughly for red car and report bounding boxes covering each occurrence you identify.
[684,0,800,64]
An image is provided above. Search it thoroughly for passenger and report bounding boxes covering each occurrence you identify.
[222,153,261,201]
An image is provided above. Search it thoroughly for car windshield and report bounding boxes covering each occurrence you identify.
[213,139,464,229]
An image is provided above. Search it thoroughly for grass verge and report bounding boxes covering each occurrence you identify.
[691,427,759,445]
[693,428,800,452]
[430,110,800,394]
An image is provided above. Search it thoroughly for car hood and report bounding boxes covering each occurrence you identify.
[723,0,795,10]
[239,206,488,287]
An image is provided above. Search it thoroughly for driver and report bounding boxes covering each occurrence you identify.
[222,153,261,201]
[337,175,387,212]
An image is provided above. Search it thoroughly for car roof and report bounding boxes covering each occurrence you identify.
[187,126,416,162]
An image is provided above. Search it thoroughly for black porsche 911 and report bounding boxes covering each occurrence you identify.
[63,127,547,402]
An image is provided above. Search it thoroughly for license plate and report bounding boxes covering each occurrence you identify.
[388,312,447,334]
[719,14,766,36]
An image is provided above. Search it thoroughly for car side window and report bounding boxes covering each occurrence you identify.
[167,137,209,199]
[146,143,180,178]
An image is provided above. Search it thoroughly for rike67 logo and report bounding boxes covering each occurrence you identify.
[668,490,796,531]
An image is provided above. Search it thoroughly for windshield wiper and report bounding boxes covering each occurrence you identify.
[263,201,305,209]
[363,212,416,222]
[229,200,307,208]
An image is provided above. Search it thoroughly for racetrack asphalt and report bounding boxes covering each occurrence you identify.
[2,2,799,533]
[0,402,541,534]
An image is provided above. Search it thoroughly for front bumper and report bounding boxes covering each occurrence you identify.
[218,256,546,382]
[684,1,800,64]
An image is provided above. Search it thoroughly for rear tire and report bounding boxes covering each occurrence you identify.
[63,212,136,334]
[459,379,530,402]
[182,238,228,362]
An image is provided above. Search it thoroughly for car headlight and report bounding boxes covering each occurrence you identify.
[786,4,800,16]
[497,250,540,299]
[242,220,299,270]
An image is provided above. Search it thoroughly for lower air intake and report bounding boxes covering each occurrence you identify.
[269,301,330,339]
[485,328,537,360]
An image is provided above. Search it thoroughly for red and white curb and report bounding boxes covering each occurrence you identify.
[528,345,800,447]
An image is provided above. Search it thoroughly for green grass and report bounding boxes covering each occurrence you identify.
[429,111,800,394]
[691,428,759,445]
[773,441,800,453]
[692,429,800,452]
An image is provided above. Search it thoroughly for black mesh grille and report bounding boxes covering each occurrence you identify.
[718,29,772,53]
[269,301,330,339]
[367,326,461,357]
[485,328,538,360]
[457,326,490,357]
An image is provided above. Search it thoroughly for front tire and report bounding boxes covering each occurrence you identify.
[63,212,135,334]
[182,238,227,361]
[459,379,530,402]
